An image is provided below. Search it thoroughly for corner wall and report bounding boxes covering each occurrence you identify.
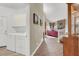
[30,3,44,55]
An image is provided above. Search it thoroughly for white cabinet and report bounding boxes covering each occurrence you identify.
[0,34,6,46]
[15,36,27,55]
[7,34,29,55]
[7,35,16,52]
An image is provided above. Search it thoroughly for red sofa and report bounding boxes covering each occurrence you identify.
[47,30,58,37]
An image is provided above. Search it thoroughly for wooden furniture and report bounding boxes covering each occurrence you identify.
[63,3,78,56]
[63,36,78,56]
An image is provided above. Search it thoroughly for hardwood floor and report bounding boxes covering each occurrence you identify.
[34,36,63,56]
[0,47,24,56]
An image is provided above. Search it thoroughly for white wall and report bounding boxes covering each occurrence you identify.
[13,8,28,26]
[30,3,44,55]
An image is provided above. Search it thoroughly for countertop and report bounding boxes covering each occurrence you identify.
[8,32,26,36]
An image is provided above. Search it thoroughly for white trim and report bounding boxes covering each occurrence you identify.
[31,38,44,56]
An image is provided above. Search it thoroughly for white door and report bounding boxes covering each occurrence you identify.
[0,16,7,46]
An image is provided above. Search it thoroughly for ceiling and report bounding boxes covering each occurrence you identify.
[0,3,68,22]
[44,3,67,22]
[0,3,28,9]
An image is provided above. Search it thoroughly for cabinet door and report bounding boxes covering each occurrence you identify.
[16,36,27,55]
[7,35,16,52]
[0,34,6,46]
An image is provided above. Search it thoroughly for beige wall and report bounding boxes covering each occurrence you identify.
[46,19,50,30]
[30,3,44,55]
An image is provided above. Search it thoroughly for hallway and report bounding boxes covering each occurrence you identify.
[34,36,63,56]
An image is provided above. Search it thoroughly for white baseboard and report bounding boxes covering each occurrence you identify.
[31,38,44,56]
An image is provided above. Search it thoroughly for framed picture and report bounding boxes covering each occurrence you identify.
[49,22,55,29]
[40,19,43,26]
[57,19,65,29]
[33,13,38,24]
